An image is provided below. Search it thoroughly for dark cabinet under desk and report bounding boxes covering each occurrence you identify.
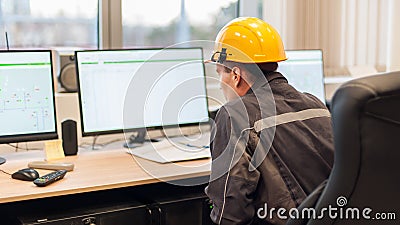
[18,198,213,225]
[18,202,149,225]
[7,178,214,225]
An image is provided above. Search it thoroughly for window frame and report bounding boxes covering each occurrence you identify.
[99,0,260,49]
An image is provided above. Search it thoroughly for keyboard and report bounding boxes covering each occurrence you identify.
[126,133,211,163]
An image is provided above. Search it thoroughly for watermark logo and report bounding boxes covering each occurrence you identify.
[257,196,397,221]
[336,196,347,207]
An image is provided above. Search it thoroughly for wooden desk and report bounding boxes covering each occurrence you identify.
[0,147,211,204]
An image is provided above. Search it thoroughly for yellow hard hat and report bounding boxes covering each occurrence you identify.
[210,17,287,64]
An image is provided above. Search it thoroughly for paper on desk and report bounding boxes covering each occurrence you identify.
[127,133,211,163]
[45,140,65,161]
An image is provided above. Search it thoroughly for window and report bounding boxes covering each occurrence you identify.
[122,0,238,47]
[120,0,239,109]
[0,0,98,49]
[0,0,240,49]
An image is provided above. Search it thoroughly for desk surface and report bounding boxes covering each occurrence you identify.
[0,147,211,204]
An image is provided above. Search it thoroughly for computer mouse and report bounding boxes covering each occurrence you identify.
[11,168,39,181]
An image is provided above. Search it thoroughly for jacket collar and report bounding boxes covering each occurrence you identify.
[246,71,287,95]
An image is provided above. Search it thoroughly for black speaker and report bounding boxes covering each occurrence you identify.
[62,119,78,156]
[59,54,77,92]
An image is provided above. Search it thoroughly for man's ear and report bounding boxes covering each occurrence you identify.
[231,66,242,87]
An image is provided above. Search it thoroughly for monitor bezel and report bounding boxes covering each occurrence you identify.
[0,50,58,144]
[75,47,210,137]
[280,49,326,103]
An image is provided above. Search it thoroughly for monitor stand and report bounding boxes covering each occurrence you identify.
[0,157,5,165]
[123,129,147,149]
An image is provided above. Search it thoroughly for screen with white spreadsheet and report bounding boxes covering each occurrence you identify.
[278,50,326,103]
[76,48,209,136]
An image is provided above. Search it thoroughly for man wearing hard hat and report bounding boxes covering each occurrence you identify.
[205,17,334,225]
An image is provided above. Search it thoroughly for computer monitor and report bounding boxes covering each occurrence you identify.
[277,49,326,103]
[76,47,209,142]
[0,50,58,164]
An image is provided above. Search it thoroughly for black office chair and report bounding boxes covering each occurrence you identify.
[287,72,400,225]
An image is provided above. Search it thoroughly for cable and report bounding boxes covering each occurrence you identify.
[6,144,42,151]
[176,141,209,149]
[0,169,12,176]
[218,127,253,224]
[5,32,10,50]
[98,138,125,146]
[79,137,126,150]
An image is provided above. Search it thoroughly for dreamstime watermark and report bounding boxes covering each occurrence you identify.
[257,196,397,221]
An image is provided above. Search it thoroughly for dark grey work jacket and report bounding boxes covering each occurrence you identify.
[205,72,334,225]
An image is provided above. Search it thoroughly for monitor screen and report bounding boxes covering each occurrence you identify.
[277,50,326,103]
[76,48,209,136]
[0,50,58,144]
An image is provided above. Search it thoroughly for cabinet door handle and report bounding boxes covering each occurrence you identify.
[147,205,163,225]
[157,206,163,225]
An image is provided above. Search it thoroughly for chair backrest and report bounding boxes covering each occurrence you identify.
[307,72,400,224]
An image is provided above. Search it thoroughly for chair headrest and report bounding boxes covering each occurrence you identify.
[332,71,400,125]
